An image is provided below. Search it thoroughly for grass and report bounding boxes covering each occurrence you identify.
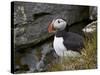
[47,31,97,71]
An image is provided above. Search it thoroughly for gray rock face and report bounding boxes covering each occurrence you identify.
[13,2,90,48]
[14,41,57,73]
[14,2,90,24]
[89,6,97,20]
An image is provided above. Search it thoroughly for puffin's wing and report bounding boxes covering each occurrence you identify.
[63,32,84,53]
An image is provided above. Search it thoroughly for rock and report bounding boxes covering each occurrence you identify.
[89,6,97,20]
[14,41,57,73]
[14,2,90,25]
[13,2,90,49]
[82,21,97,33]
[14,5,27,25]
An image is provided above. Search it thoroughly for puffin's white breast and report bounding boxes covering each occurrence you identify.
[53,36,66,56]
[53,36,80,57]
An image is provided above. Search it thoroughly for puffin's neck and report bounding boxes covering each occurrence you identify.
[55,29,67,37]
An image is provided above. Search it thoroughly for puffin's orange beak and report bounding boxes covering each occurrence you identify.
[48,22,55,33]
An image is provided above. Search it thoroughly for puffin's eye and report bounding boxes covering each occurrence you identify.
[58,20,60,23]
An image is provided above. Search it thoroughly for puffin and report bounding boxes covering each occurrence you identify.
[48,18,84,57]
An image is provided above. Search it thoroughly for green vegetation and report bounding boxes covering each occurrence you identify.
[47,31,97,71]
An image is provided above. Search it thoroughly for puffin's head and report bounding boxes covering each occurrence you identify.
[48,19,67,33]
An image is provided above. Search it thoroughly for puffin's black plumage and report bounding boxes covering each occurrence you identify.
[55,30,84,53]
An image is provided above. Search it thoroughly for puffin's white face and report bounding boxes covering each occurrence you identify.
[48,19,67,33]
[53,19,66,30]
